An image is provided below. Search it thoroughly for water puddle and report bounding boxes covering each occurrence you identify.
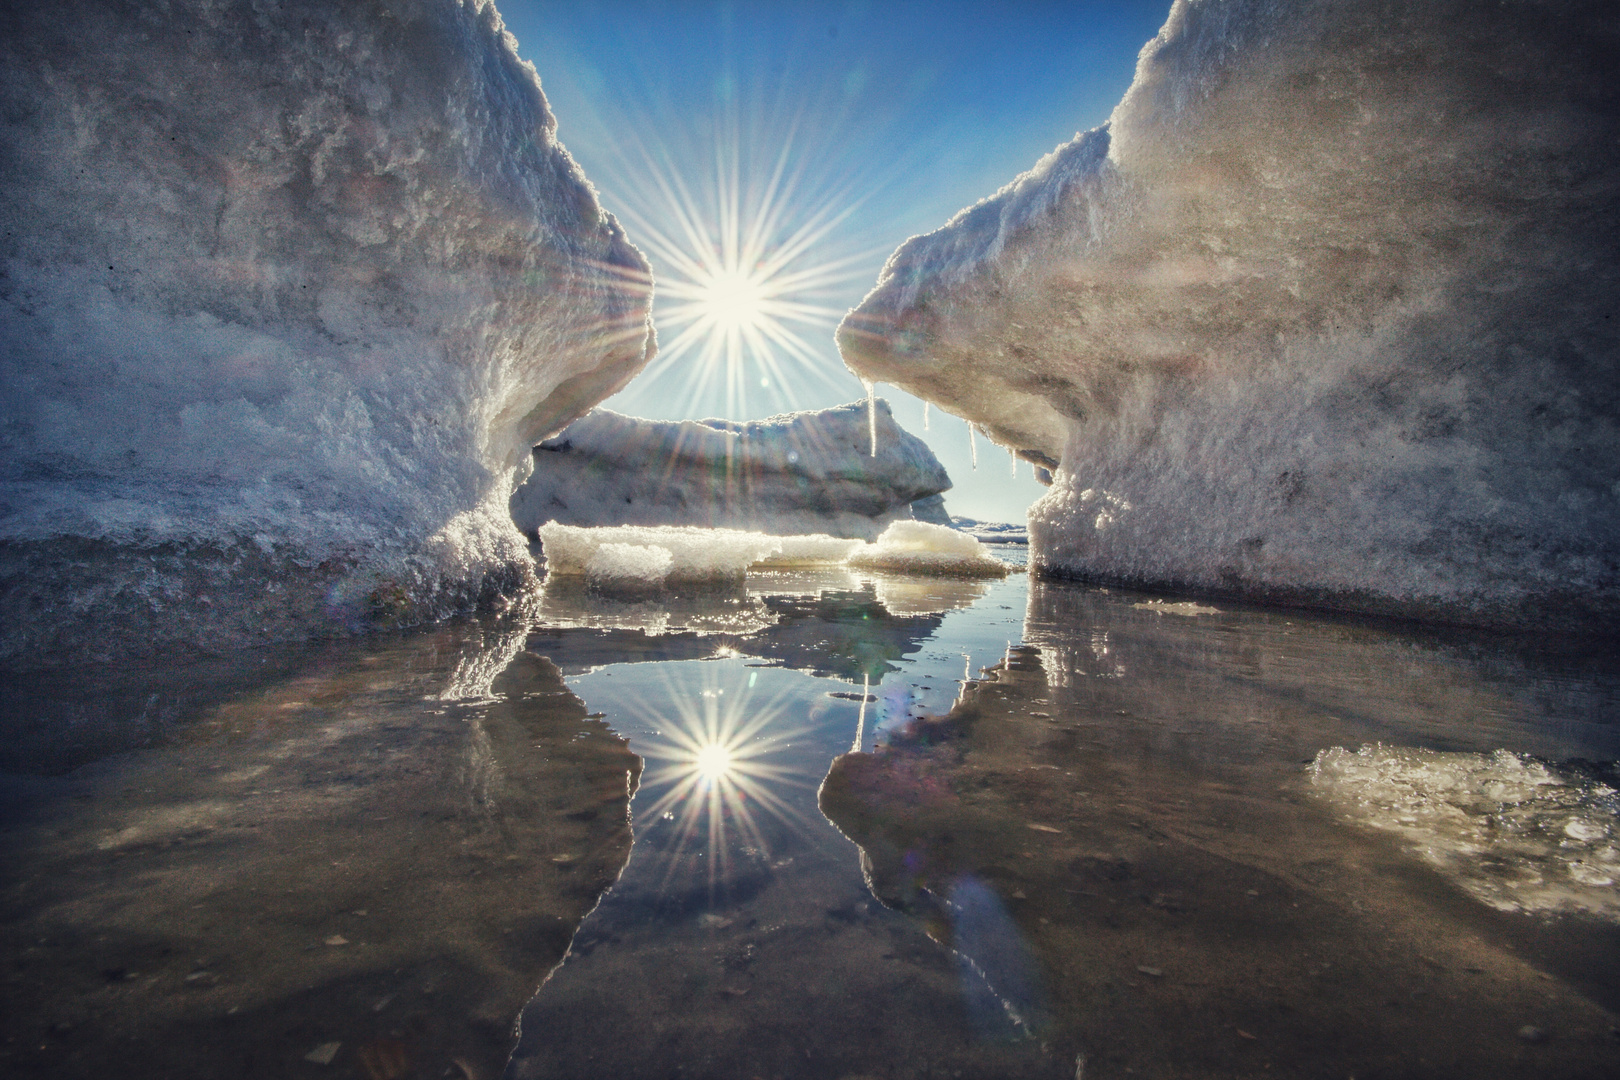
[4,557,1619,1078]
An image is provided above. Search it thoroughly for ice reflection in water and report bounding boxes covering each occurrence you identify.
[819,577,1620,1078]
[0,623,642,1080]
[509,569,1061,1080]
[5,560,1620,1079]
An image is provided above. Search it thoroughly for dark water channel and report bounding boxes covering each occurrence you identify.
[3,555,1619,1078]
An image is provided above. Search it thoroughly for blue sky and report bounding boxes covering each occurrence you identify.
[496,1,1171,521]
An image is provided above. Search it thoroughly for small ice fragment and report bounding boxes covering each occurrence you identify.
[845,521,1008,578]
[1027,823,1063,833]
[304,1042,341,1065]
[323,935,348,947]
[1133,599,1220,616]
[1565,820,1606,841]
[1137,965,1163,978]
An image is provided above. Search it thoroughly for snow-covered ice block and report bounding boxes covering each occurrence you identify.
[0,1,654,667]
[838,0,1620,629]
[511,402,950,541]
[846,522,1009,579]
[757,536,868,567]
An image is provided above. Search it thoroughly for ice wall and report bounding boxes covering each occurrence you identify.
[0,0,655,666]
[839,0,1620,628]
[510,402,951,540]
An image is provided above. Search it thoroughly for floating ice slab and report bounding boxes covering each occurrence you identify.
[837,0,1620,629]
[511,402,950,541]
[1312,745,1620,921]
[537,520,1007,594]
[0,1,654,667]
[536,523,858,590]
[846,522,1009,579]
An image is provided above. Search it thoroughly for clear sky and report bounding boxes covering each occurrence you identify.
[495,0,1172,522]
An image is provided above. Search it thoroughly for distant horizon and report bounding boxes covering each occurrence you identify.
[495,0,1171,522]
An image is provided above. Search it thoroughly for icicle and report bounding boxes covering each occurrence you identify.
[852,674,869,752]
[1011,445,1020,478]
[863,379,877,456]
[968,421,978,470]
[923,401,931,431]
[957,653,971,705]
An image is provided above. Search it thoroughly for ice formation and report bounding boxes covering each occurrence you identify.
[0,1,654,666]
[846,522,1009,579]
[1312,745,1620,920]
[536,520,1006,593]
[838,0,1620,628]
[511,402,951,541]
[536,523,861,590]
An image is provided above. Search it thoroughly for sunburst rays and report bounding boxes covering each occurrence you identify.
[577,81,892,419]
[616,662,824,899]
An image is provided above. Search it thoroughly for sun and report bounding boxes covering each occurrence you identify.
[578,91,894,418]
[694,266,771,332]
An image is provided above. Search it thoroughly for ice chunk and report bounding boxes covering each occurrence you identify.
[837,0,1620,629]
[757,536,867,567]
[847,522,1009,579]
[536,523,853,586]
[949,518,1028,545]
[0,1,654,667]
[511,402,950,541]
[1312,745,1620,920]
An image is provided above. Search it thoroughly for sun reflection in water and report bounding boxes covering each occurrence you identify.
[693,742,734,784]
[619,663,825,899]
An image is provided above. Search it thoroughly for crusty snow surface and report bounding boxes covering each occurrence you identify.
[839,0,1620,628]
[510,401,952,541]
[0,0,655,666]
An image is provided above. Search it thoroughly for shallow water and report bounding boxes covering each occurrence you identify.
[3,554,1619,1078]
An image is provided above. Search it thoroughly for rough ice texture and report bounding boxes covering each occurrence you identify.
[0,1,654,667]
[1312,745,1620,920]
[510,401,951,542]
[845,521,1008,579]
[838,0,1620,629]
